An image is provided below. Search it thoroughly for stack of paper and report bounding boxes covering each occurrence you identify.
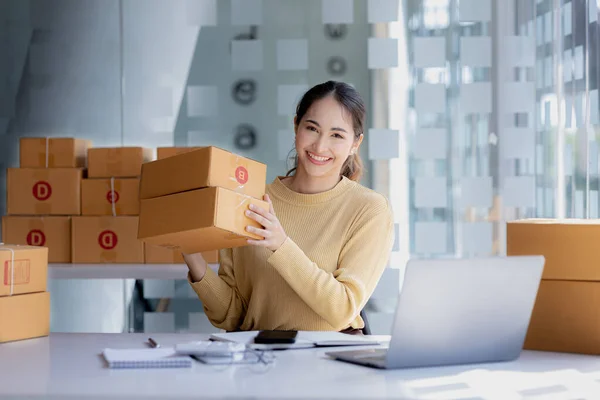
[210,331,381,350]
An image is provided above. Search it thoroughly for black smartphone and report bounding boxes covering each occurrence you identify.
[253,330,298,344]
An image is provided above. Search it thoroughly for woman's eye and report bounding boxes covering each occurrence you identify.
[307,126,318,132]
[333,133,343,138]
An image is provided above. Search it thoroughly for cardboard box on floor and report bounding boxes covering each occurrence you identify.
[7,168,82,215]
[157,147,202,160]
[144,244,218,264]
[2,217,71,263]
[0,245,48,297]
[507,219,600,354]
[72,216,144,263]
[139,146,267,201]
[20,137,91,168]
[81,178,139,216]
[87,147,153,178]
[138,187,269,254]
[0,292,50,343]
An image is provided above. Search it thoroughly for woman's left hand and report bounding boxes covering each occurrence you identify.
[245,194,288,252]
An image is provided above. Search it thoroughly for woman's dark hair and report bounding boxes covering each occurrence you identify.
[285,81,366,182]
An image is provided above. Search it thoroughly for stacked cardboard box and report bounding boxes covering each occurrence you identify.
[0,245,50,343]
[145,148,218,264]
[137,146,269,256]
[507,219,600,355]
[73,147,152,263]
[2,138,90,262]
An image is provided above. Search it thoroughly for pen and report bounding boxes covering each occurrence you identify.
[147,337,160,348]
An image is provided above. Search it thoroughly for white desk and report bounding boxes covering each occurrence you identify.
[1,333,600,399]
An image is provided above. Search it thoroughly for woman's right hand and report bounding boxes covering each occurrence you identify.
[182,251,208,282]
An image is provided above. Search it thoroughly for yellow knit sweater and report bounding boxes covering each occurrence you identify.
[188,176,394,331]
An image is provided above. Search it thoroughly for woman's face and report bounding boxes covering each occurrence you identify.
[294,96,362,180]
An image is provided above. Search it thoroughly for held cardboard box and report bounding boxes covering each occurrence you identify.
[507,219,600,281]
[20,137,91,168]
[139,146,267,200]
[138,187,269,254]
[144,244,219,264]
[0,245,48,297]
[81,178,140,216]
[524,280,600,354]
[0,292,50,343]
[7,168,82,216]
[157,147,202,160]
[71,216,144,263]
[2,216,71,263]
[88,147,153,178]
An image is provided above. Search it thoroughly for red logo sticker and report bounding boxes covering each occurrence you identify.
[235,166,249,185]
[98,230,118,250]
[32,181,52,201]
[3,259,31,285]
[106,190,120,204]
[26,230,46,246]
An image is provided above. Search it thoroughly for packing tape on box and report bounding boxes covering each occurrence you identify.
[45,137,49,167]
[110,177,117,217]
[0,243,16,296]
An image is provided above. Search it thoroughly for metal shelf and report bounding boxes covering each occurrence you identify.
[48,263,219,280]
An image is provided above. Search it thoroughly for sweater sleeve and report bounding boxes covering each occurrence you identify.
[187,248,247,331]
[267,198,394,330]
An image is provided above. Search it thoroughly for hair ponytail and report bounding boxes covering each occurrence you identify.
[341,153,363,182]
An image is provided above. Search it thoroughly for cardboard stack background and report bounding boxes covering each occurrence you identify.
[0,245,50,343]
[507,219,600,355]
[145,147,218,264]
[73,147,152,263]
[138,146,269,256]
[2,137,90,263]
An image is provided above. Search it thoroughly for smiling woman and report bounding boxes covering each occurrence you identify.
[286,81,365,187]
[184,81,394,335]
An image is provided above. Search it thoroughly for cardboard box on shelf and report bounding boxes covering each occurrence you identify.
[20,137,91,168]
[138,187,269,254]
[81,178,140,216]
[0,292,50,343]
[157,147,202,160]
[0,244,48,297]
[144,244,219,264]
[524,280,600,354]
[6,168,82,216]
[71,216,144,263]
[1,216,71,263]
[87,147,153,178]
[507,219,600,281]
[139,146,267,200]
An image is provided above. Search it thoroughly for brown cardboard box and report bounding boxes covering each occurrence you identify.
[524,280,600,354]
[20,137,91,168]
[7,168,82,216]
[157,147,202,160]
[139,146,267,200]
[88,147,153,178]
[138,187,269,254]
[144,244,219,264]
[2,217,71,263]
[0,244,48,297]
[71,216,144,263]
[0,292,50,343]
[81,178,140,216]
[507,219,600,281]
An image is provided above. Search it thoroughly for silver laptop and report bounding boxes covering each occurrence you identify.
[327,256,545,369]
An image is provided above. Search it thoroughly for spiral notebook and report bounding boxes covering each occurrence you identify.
[102,348,192,369]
